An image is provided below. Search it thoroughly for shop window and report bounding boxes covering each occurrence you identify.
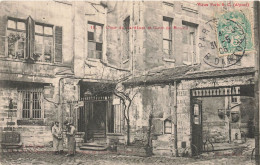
[87,22,103,59]
[18,89,43,119]
[5,17,62,63]
[182,21,198,65]
[164,119,172,134]
[163,17,173,59]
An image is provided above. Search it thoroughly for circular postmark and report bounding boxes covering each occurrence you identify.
[201,10,252,68]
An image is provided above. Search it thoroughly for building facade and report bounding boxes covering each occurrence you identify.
[0,1,257,157]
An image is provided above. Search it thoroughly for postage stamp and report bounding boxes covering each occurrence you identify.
[216,10,254,57]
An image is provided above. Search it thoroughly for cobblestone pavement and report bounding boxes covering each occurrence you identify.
[0,150,255,165]
[0,139,256,165]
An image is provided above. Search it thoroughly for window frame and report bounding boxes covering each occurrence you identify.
[87,21,103,60]
[182,21,198,64]
[7,17,26,59]
[34,23,54,63]
[18,88,44,119]
[5,16,61,64]
[163,17,173,59]
[164,119,172,134]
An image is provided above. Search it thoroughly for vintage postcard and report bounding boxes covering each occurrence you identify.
[0,0,259,165]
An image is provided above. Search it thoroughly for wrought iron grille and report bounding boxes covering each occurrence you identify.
[19,89,42,119]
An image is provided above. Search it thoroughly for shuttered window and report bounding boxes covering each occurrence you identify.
[0,16,7,56]
[2,16,62,63]
[55,26,62,63]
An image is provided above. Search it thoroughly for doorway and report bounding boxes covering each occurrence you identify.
[78,95,113,143]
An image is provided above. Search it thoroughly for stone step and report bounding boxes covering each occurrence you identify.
[81,142,107,147]
[80,144,108,151]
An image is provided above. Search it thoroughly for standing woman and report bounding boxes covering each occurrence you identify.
[51,121,63,154]
[64,121,76,156]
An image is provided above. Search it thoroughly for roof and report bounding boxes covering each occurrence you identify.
[123,66,255,86]
[183,67,255,79]
[123,65,198,86]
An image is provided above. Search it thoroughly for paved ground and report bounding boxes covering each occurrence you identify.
[0,139,256,165]
[0,149,255,165]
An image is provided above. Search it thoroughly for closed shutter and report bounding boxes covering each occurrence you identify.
[54,26,62,63]
[152,119,163,135]
[0,16,7,56]
[26,16,35,60]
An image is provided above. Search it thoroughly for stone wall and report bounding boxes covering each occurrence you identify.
[176,74,254,154]
[123,84,176,155]
[0,77,79,147]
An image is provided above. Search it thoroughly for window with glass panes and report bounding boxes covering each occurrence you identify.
[182,21,197,64]
[163,17,173,59]
[19,88,43,119]
[7,19,26,59]
[88,23,103,59]
[34,24,53,63]
[4,17,62,63]
[164,119,172,134]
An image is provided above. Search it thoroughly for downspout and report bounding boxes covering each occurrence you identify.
[174,81,178,156]
[58,77,65,128]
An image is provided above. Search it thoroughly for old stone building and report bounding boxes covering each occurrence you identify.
[0,1,257,157]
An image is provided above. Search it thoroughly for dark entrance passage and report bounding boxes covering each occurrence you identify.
[78,96,113,143]
[191,99,203,155]
[190,85,255,156]
[88,101,106,141]
[78,81,115,143]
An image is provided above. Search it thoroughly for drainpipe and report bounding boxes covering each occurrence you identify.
[173,81,178,156]
[58,77,65,128]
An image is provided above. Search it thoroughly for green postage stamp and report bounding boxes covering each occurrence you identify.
[217,10,254,57]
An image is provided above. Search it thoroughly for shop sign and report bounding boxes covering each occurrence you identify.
[191,86,240,97]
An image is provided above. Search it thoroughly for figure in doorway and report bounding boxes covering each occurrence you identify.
[64,121,76,156]
[51,121,64,154]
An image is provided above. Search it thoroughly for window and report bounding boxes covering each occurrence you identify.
[164,119,172,134]
[182,21,197,64]
[163,17,173,59]
[123,16,130,62]
[7,19,26,59]
[231,96,240,103]
[19,89,43,119]
[5,16,62,63]
[88,22,103,59]
[35,24,53,62]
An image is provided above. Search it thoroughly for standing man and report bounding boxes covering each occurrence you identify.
[64,121,76,156]
[51,121,63,154]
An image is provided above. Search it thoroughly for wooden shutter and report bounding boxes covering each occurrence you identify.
[152,119,163,135]
[26,16,35,60]
[0,16,7,56]
[54,26,62,63]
